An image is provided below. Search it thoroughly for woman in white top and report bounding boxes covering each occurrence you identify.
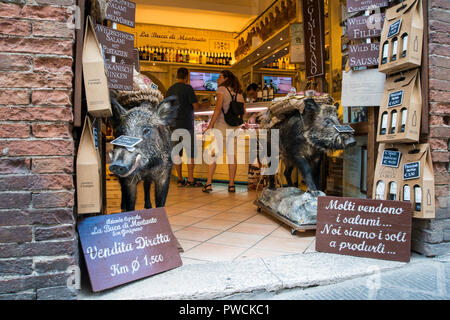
[202,70,245,193]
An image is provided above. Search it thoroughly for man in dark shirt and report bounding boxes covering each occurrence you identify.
[167,67,210,187]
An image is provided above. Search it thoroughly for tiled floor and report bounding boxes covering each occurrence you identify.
[106,179,317,264]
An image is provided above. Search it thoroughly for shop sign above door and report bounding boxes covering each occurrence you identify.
[346,0,389,13]
[96,24,135,59]
[302,0,325,78]
[347,13,385,40]
[78,208,182,292]
[316,196,412,262]
[348,42,380,67]
[105,0,136,28]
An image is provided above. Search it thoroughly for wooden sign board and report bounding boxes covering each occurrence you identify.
[302,0,325,78]
[78,208,183,292]
[349,42,380,67]
[316,196,412,262]
[347,13,385,40]
[346,0,388,13]
[105,61,133,91]
[95,24,135,59]
[105,0,136,28]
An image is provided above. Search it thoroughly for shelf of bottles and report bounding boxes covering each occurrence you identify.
[138,46,233,66]
[261,57,295,70]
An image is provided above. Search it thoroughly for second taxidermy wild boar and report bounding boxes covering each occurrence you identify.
[268,98,356,194]
[108,96,178,211]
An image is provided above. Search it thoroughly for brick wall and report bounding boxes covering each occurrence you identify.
[411,0,450,257]
[0,0,78,299]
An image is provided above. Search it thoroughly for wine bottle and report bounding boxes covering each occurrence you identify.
[390,110,397,134]
[376,181,385,200]
[262,81,268,101]
[380,112,388,135]
[381,41,388,64]
[400,109,407,132]
[269,80,274,101]
[401,33,408,58]
[391,37,398,62]
[257,84,263,102]
[403,185,411,202]
[414,186,422,211]
[388,182,397,200]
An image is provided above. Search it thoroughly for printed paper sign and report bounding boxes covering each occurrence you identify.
[381,150,401,168]
[403,161,420,180]
[78,208,182,292]
[316,196,412,262]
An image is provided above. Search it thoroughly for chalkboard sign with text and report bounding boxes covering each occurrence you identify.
[382,150,401,168]
[403,161,420,180]
[316,196,412,262]
[334,125,355,133]
[78,208,182,292]
[387,19,402,38]
[111,135,142,148]
[388,90,404,107]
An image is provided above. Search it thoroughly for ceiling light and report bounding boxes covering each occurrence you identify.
[267,46,271,49]
[280,38,283,40]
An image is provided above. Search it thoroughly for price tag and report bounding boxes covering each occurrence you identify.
[388,90,404,107]
[403,161,420,180]
[111,135,142,151]
[334,125,355,133]
[381,150,401,168]
[387,19,402,38]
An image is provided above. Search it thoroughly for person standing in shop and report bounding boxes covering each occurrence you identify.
[167,67,210,187]
[202,70,245,193]
[246,83,258,102]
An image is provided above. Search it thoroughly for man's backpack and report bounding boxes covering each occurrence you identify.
[222,87,244,126]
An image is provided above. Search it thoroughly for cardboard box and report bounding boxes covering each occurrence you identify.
[378,0,423,74]
[373,143,435,219]
[82,16,112,117]
[77,117,102,214]
[377,68,421,143]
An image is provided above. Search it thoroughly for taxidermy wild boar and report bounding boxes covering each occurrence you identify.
[268,98,356,194]
[108,96,178,211]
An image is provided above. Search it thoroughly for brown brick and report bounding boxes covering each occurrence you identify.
[32,123,72,138]
[0,123,29,138]
[0,19,31,36]
[0,239,75,258]
[35,226,73,241]
[430,126,450,139]
[0,3,21,18]
[0,54,32,72]
[429,43,450,56]
[430,115,444,125]
[37,286,77,300]
[33,57,72,73]
[430,55,450,69]
[35,0,75,5]
[429,20,450,33]
[429,102,450,115]
[32,21,74,38]
[430,90,450,103]
[0,210,32,226]
[0,72,72,88]
[429,32,450,46]
[0,273,68,294]
[31,157,73,174]
[428,138,448,150]
[32,191,74,208]
[431,151,450,163]
[20,5,72,22]
[0,159,31,174]
[0,37,73,55]
[0,90,30,105]
[0,174,73,191]
[0,193,31,209]
[431,0,450,10]
[430,79,450,92]
[0,226,31,243]
[0,106,73,122]
[430,8,450,22]
[30,208,74,225]
[0,259,33,276]
[31,90,71,106]
[0,139,74,156]
[34,257,75,273]
[429,66,450,82]
[436,185,449,197]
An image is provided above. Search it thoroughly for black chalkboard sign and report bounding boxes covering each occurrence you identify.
[382,150,401,168]
[403,161,420,180]
[387,19,402,38]
[334,125,355,133]
[388,90,404,107]
[111,135,142,148]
